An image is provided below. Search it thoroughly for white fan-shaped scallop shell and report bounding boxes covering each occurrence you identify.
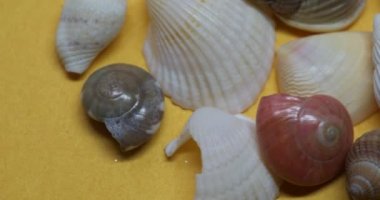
[144,0,275,113]
[165,107,280,200]
[277,32,377,124]
[373,15,380,107]
[56,0,126,74]
[265,0,366,32]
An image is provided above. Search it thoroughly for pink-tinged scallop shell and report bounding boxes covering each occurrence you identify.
[346,130,380,200]
[256,94,354,186]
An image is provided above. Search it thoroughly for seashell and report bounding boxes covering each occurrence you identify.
[56,0,127,74]
[165,107,280,200]
[81,64,164,151]
[276,32,377,124]
[373,15,380,107]
[262,0,366,32]
[346,129,380,200]
[256,94,354,186]
[144,0,275,113]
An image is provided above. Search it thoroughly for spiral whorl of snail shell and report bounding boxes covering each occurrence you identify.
[257,94,353,186]
[81,64,164,151]
[346,130,380,200]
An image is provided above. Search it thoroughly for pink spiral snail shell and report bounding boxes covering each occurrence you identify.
[256,94,354,186]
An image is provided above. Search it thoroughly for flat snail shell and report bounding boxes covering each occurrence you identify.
[256,94,354,186]
[81,64,164,151]
[346,130,380,200]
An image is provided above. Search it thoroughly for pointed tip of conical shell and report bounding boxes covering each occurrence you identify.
[62,59,92,74]
[56,0,127,75]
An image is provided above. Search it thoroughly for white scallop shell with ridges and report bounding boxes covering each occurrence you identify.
[144,0,275,113]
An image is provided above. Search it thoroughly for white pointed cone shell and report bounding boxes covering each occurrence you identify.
[56,0,126,74]
[275,0,366,32]
[165,107,280,200]
[277,32,377,124]
[373,15,380,107]
[144,0,275,113]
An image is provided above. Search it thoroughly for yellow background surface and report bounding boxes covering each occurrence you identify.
[1,0,379,199]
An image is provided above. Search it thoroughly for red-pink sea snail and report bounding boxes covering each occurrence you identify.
[256,94,354,186]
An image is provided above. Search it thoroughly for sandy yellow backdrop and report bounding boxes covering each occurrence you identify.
[0,0,379,199]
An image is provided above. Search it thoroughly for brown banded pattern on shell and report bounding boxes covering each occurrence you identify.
[81,64,164,151]
[264,0,302,16]
[346,130,380,200]
[263,0,366,32]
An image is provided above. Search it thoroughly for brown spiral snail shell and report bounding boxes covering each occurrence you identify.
[346,130,380,200]
[256,94,354,186]
[81,63,164,151]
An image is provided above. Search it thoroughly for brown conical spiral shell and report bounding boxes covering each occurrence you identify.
[346,130,380,200]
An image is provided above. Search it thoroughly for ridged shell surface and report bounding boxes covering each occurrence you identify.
[56,0,126,74]
[266,0,366,32]
[277,32,377,124]
[373,15,380,107]
[165,107,279,200]
[144,0,275,113]
[346,130,380,200]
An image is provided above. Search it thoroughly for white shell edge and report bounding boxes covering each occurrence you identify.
[373,14,380,107]
[164,107,280,200]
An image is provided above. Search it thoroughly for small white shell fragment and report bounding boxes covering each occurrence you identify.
[165,107,280,200]
[144,0,275,113]
[56,0,127,74]
[373,15,380,107]
[277,32,377,124]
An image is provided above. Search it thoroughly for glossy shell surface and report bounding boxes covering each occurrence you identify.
[256,94,354,186]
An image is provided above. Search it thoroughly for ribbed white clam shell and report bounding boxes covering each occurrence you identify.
[275,0,366,32]
[56,0,126,74]
[144,0,275,113]
[277,32,377,124]
[373,15,380,107]
[165,107,280,200]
